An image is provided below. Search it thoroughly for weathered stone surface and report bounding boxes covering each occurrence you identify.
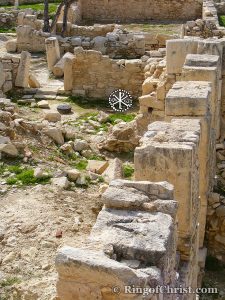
[99,121,140,152]
[37,100,50,109]
[73,139,89,152]
[15,51,31,88]
[29,73,40,88]
[87,160,109,174]
[43,127,64,145]
[5,39,17,53]
[45,37,60,72]
[44,111,61,122]
[51,177,70,189]
[0,143,18,157]
[102,158,123,183]
[66,169,81,181]
[166,81,211,116]
[52,52,75,78]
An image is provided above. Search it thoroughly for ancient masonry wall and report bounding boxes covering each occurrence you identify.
[78,0,202,22]
[0,51,31,96]
[63,47,145,98]
[56,179,179,300]
[138,37,225,263]
[56,37,225,298]
[12,23,173,56]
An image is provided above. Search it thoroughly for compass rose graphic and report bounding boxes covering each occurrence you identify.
[108,89,133,112]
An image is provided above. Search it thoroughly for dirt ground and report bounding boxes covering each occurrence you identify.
[0,184,102,299]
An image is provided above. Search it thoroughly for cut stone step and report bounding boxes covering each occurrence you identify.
[35,94,56,100]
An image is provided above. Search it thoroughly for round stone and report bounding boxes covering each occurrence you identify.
[57,104,72,114]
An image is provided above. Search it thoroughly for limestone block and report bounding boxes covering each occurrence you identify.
[3,81,12,93]
[134,119,201,240]
[64,54,75,91]
[51,177,70,189]
[28,73,40,88]
[0,63,5,90]
[44,111,61,122]
[165,81,211,116]
[182,54,220,137]
[15,51,31,88]
[102,158,123,183]
[45,37,61,72]
[66,169,81,181]
[56,246,160,300]
[5,39,17,53]
[166,39,198,74]
[90,207,175,267]
[87,160,109,174]
[52,52,75,78]
[0,143,18,157]
[139,94,164,110]
[43,127,64,145]
[142,77,158,95]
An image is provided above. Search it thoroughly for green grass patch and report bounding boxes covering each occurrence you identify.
[74,159,88,171]
[67,96,109,109]
[88,155,105,161]
[123,164,134,178]
[0,27,16,33]
[219,15,225,27]
[0,276,21,288]
[108,113,136,124]
[6,168,51,186]
[2,1,61,14]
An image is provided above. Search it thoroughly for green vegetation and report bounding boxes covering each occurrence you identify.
[0,27,16,33]
[97,176,105,183]
[123,164,134,178]
[2,1,61,14]
[88,154,105,161]
[123,23,182,34]
[108,113,136,124]
[0,276,21,288]
[6,166,51,186]
[74,159,88,171]
[67,96,108,109]
[219,15,225,27]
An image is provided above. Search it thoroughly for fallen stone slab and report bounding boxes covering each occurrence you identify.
[29,73,40,88]
[0,143,18,157]
[66,169,81,181]
[51,177,70,189]
[42,127,64,145]
[87,160,109,174]
[44,111,61,122]
[37,100,50,109]
[102,157,123,183]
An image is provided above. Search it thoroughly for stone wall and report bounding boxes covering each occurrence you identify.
[56,179,179,300]
[63,47,145,98]
[0,9,17,28]
[137,37,225,266]
[11,23,175,57]
[0,54,20,94]
[78,0,202,22]
[0,51,31,96]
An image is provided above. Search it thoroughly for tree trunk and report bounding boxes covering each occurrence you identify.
[50,0,65,33]
[43,0,50,32]
[61,0,73,37]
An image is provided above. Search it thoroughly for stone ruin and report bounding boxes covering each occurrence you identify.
[54,10,225,300]
[1,0,225,299]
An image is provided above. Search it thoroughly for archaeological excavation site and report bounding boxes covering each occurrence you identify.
[1,0,225,299]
